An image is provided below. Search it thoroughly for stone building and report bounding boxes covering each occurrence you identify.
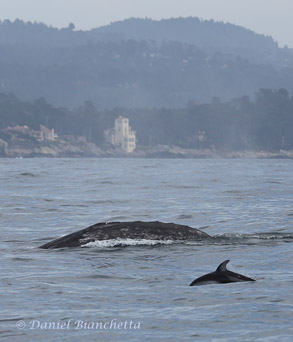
[105,116,136,153]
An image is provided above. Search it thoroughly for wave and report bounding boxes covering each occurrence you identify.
[79,232,293,248]
[214,232,293,240]
[202,232,293,246]
[19,172,37,177]
[81,239,175,248]
[176,214,194,220]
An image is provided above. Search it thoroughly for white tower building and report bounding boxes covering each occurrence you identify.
[112,116,136,153]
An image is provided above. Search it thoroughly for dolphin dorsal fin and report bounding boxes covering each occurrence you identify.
[216,260,230,272]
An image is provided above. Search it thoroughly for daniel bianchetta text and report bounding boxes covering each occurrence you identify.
[16,319,141,330]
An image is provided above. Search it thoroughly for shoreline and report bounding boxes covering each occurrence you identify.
[1,141,293,159]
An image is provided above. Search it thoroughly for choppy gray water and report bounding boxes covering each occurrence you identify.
[0,158,293,341]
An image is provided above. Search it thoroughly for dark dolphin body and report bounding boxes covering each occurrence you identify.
[189,260,255,286]
[39,221,210,249]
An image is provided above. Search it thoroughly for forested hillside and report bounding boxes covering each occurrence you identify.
[1,89,292,152]
[0,18,292,108]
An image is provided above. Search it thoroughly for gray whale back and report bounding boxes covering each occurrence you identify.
[39,221,210,249]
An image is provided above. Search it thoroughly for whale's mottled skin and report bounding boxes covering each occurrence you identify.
[39,221,211,249]
[189,260,255,286]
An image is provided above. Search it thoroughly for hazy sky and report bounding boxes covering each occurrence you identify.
[1,0,293,47]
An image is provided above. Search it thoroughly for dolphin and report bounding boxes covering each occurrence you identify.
[189,260,255,286]
[39,221,211,249]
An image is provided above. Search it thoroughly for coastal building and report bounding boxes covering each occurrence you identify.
[6,125,31,135]
[4,125,56,141]
[197,131,206,142]
[39,125,56,141]
[105,116,136,153]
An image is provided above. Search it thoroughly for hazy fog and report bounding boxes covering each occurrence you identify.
[1,0,293,47]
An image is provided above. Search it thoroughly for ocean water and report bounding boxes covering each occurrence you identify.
[0,158,292,342]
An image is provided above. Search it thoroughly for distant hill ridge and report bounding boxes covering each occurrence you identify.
[0,17,278,49]
[0,17,292,108]
[0,17,283,66]
[94,17,279,59]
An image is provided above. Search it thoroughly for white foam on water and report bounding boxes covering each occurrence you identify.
[81,239,175,248]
